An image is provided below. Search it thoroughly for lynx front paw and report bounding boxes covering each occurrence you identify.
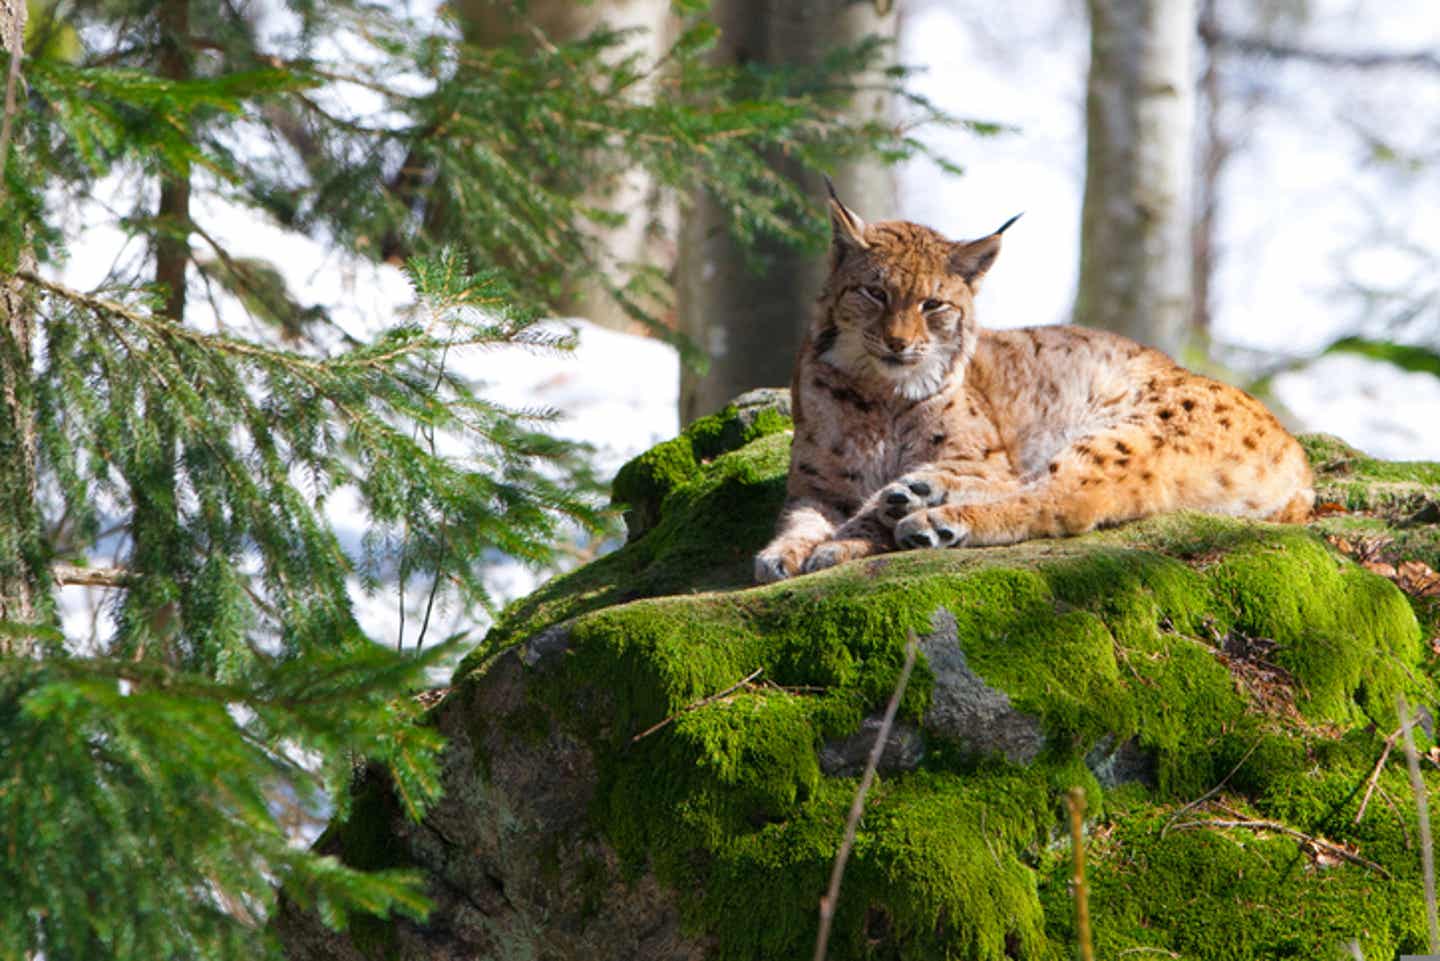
[894,508,970,551]
[877,473,948,528]
[801,538,881,574]
[755,546,801,584]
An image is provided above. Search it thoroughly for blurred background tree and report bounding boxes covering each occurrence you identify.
[0,0,955,955]
[676,0,901,422]
[1075,0,1194,356]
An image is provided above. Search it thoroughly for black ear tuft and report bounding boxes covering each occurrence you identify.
[994,212,1023,236]
[825,177,868,259]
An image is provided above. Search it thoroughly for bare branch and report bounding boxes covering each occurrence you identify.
[1354,725,1402,825]
[1067,787,1095,961]
[630,667,764,742]
[813,633,919,961]
[1399,694,1439,953]
[1169,814,1390,877]
[1201,23,1440,73]
[52,563,132,588]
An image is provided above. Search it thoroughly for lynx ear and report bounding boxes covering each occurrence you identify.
[950,213,1021,287]
[825,176,868,259]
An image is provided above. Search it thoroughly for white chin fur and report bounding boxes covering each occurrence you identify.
[890,356,957,400]
[820,335,963,401]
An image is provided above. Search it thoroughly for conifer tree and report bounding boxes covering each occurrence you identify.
[0,1,959,956]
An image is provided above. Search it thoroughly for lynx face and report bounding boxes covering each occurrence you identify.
[816,200,1015,402]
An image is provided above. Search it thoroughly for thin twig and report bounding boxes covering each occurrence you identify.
[630,667,764,743]
[1068,787,1095,961]
[1354,726,1402,824]
[1117,948,1179,958]
[1201,23,1440,73]
[1161,738,1262,838]
[1399,693,1439,953]
[812,634,919,961]
[1170,816,1390,877]
[51,563,131,588]
[1377,783,1412,850]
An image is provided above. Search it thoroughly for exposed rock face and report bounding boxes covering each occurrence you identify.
[279,399,1440,961]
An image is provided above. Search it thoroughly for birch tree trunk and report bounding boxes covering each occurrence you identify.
[1075,0,1195,356]
[678,0,898,424]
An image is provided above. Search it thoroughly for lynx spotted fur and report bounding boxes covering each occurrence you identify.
[754,187,1314,583]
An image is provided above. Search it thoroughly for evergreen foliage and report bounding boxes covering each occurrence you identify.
[0,0,974,957]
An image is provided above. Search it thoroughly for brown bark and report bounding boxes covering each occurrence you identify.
[0,0,43,653]
[155,0,191,324]
[0,248,41,652]
[678,0,898,425]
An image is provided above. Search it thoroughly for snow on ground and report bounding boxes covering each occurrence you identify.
[1271,353,1440,461]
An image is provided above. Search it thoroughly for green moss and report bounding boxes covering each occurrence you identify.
[1208,529,1422,727]
[611,396,795,542]
[463,427,791,673]
[1300,432,1440,520]
[448,409,1440,959]
[499,509,1429,958]
[1041,790,1434,960]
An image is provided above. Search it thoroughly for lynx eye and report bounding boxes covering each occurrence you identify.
[922,299,945,312]
[860,285,888,305]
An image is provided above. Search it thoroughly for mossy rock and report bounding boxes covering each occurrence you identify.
[282,398,1440,961]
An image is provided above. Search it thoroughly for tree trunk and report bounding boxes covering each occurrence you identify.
[452,0,678,333]
[155,0,190,325]
[1075,0,1195,356]
[677,0,898,425]
[0,0,45,653]
[0,248,43,653]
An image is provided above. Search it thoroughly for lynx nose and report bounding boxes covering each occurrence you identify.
[883,334,908,354]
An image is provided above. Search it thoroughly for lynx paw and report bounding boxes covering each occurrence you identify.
[802,538,879,574]
[894,508,970,551]
[877,473,948,528]
[755,545,802,583]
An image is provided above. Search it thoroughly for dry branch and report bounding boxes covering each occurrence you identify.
[1399,693,1439,952]
[51,563,132,588]
[630,667,764,743]
[1161,738,1260,838]
[1354,725,1402,825]
[1201,24,1440,73]
[1068,787,1095,961]
[812,633,919,961]
[1170,816,1390,877]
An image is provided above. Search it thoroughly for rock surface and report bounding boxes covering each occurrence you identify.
[278,399,1440,961]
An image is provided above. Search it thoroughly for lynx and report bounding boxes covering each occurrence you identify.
[754,186,1315,583]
